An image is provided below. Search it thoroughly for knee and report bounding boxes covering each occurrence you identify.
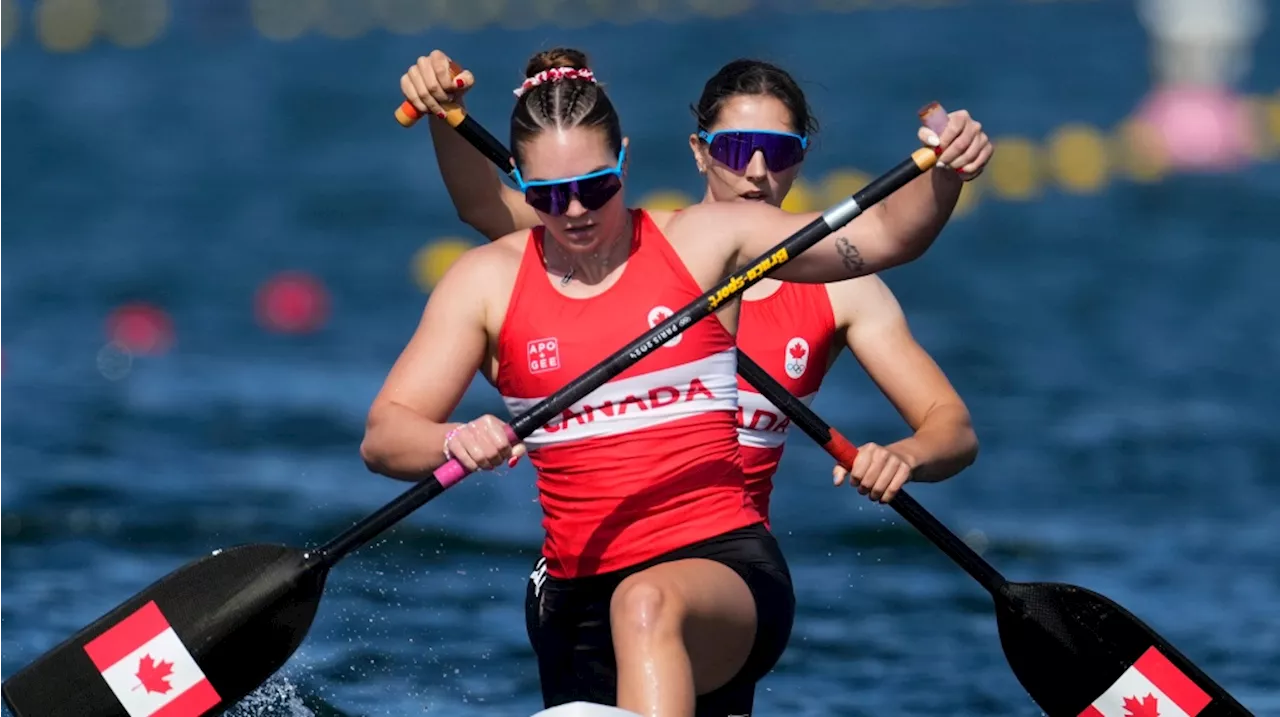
[610,576,684,643]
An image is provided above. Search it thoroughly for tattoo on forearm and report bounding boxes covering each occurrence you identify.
[835,237,865,274]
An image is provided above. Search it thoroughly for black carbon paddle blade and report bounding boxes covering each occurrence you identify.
[994,581,1252,717]
[2,544,327,717]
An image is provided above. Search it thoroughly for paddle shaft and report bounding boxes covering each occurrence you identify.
[314,120,937,569]
[734,354,1005,593]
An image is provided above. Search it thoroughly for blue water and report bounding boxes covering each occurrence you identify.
[4,2,1280,715]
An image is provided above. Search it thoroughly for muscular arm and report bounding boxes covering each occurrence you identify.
[674,167,961,284]
[834,277,977,482]
[865,165,963,272]
[360,248,493,480]
[427,113,539,241]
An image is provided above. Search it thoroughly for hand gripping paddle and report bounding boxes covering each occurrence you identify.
[0,101,940,717]
[404,88,1256,717]
[735,354,1252,717]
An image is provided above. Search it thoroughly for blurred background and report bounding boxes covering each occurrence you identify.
[4,0,1280,715]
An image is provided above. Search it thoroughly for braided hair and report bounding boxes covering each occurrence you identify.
[511,48,623,166]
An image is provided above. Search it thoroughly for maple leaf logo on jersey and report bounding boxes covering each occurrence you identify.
[647,306,682,347]
[784,337,809,379]
[135,654,174,694]
[1122,694,1159,717]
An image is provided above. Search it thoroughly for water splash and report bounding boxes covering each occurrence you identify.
[226,677,316,717]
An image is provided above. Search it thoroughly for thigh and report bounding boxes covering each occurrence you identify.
[610,558,758,696]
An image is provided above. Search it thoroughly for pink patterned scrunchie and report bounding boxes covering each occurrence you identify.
[513,67,597,98]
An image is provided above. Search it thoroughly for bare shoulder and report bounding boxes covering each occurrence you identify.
[466,230,527,272]
[432,231,527,302]
[824,273,906,329]
[487,228,531,269]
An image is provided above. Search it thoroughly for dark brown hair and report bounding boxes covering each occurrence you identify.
[691,59,818,137]
[511,48,624,166]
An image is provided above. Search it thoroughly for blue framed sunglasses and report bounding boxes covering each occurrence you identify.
[697,129,809,172]
[512,147,626,216]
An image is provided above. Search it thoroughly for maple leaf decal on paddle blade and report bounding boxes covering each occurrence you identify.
[1123,693,1160,717]
[789,342,806,359]
[136,654,175,694]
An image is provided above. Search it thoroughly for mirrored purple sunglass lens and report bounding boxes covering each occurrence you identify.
[525,174,623,216]
[709,132,806,172]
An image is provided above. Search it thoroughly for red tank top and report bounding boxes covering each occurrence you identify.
[735,281,838,523]
[496,210,762,579]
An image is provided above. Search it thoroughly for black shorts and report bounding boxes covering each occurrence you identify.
[523,523,794,717]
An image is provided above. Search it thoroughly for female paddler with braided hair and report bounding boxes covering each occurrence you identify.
[362,49,989,717]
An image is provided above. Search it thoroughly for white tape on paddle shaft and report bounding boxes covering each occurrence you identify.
[531,702,642,717]
[821,196,863,229]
